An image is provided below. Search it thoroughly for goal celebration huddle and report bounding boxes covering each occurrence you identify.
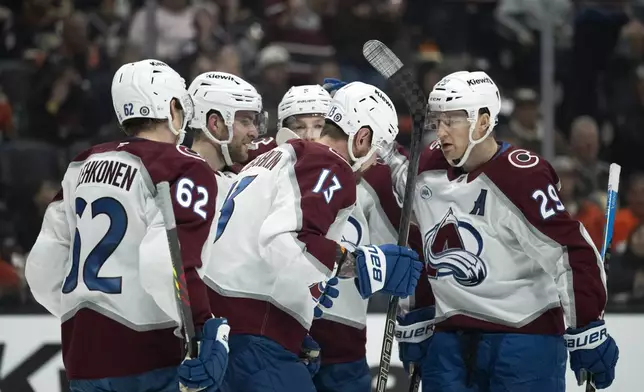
[25,41,618,392]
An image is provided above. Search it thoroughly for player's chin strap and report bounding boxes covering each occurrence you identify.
[347,133,377,172]
[447,115,495,168]
[168,118,187,146]
[200,123,235,167]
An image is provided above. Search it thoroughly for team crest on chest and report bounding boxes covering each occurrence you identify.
[424,208,487,286]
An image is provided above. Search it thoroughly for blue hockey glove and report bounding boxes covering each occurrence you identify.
[322,78,348,96]
[178,318,230,391]
[354,244,422,298]
[564,320,619,389]
[299,334,321,377]
[314,277,339,319]
[396,306,435,374]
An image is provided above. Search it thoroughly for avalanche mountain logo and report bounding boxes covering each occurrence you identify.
[340,216,363,251]
[424,208,487,286]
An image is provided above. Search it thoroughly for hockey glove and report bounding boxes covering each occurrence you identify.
[300,334,321,377]
[354,244,422,298]
[314,277,340,319]
[564,320,619,389]
[396,307,435,374]
[178,318,230,392]
[322,78,348,97]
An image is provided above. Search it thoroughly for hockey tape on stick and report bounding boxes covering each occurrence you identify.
[585,163,621,392]
[363,39,427,392]
[155,181,198,358]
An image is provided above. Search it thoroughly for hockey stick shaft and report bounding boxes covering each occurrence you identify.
[585,163,620,392]
[155,181,198,358]
[363,40,427,392]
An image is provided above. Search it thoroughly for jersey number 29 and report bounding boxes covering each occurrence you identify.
[532,184,565,219]
[62,197,126,294]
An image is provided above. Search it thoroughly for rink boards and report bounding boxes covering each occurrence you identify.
[0,313,639,391]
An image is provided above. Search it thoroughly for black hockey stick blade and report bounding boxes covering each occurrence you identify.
[363,39,427,392]
[155,181,198,358]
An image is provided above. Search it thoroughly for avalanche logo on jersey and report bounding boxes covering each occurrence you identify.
[424,208,487,287]
[340,216,362,251]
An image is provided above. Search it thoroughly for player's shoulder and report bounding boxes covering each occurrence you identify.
[362,161,395,195]
[70,140,123,163]
[483,144,561,208]
[287,139,356,202]
[418,140,452,173]
[289,139,353,173]
[246,137,278,163]
[488,144,558,184]
[117,138,212,184]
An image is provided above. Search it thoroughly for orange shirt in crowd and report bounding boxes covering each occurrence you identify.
[613,208,641,249]
[575,201,606,250]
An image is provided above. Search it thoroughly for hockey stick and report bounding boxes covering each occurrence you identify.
[155,181,199,358]
[584,163,621,392]
[363,40,427,392]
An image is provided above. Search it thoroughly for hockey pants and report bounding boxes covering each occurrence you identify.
[421,331,567,392]
[68,365,178,392]
[313,357,371,392]
[219,334,316,392]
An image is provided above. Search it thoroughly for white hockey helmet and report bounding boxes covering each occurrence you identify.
[188,71,266,166]
[428,71,501,167]
[111,59,193,145]
[277,85,331,128]
[325,82,399,171]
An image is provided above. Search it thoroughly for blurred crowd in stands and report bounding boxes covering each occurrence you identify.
[2,0,644,312]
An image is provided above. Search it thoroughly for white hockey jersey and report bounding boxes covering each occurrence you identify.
[25,139,218,379]
[309,161,419,364]
[202,139,357,354]
[387,142,606,333]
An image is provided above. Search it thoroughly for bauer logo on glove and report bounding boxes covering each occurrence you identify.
[564,325,608,351]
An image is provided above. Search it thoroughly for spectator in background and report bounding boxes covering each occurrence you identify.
[613,173,644,251]
[569,115,610,199]
[613,64,644,177]
[312,59,340,84]
[495,0,572,87]
[128,0,196,63]
[194,2,226,54]
[262,0,335,85]
[0,259,21,304]
[321,0,402,88]
[495,87,568,155]
[253,45,291,135]
[85,0,129,59]
[6,0,72,59]
[553,156,605,249]
[13,179,60,254]
[608,224,644,304]
[0,86,14,141]
[27,11,111,145]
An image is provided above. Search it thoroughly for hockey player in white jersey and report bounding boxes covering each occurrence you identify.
[187,71,265,200]
[384,71,619,391]
[272,80,426,392]
[201,81,423,392]
[25,60,229,392]
[188,71,267,173]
